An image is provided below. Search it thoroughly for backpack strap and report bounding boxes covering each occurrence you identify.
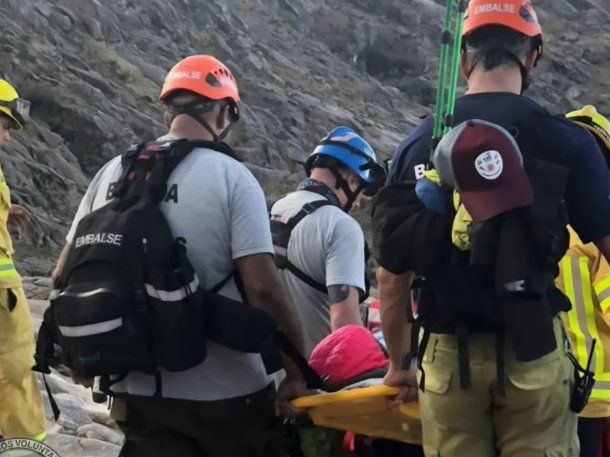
[286,200,334,230]
[210,273,234,294]
[114,139,241,200]
[210,269,250,305]
[274,200,334,294]
[33,307,61,420]
[113,142,146,199]
[272,330,325,390]
[285,261,328,294]
[179,139,242,162]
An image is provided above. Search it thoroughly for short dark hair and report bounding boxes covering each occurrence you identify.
[162,89,212,108]
[463,26,539,71]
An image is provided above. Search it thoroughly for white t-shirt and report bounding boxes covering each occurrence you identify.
[270,190,365,356]
[66,137,274,401]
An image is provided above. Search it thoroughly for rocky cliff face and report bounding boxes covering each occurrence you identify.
[1,0,609,274]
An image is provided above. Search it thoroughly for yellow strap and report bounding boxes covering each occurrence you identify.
[423,169,441,185]
[0,269,20,279]
[32,431,47,442]
[599,296,610,314]
[577,257,605,372]
[561,257,589,366]
[0,256,20,284]
[589,374,610,398]
[596,372,610,382]
[595,276,610,313]
[595,276,610,292]
[591,388,610,400]
[0,256,14,267]
[591,380,610,400]
[0,259,18,278]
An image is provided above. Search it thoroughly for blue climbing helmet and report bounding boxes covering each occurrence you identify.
[304,126,386,201]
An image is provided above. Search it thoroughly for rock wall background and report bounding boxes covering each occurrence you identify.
[1,0,609,268]
[2,1,609,455]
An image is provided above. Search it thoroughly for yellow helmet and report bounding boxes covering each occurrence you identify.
[566,105,610,153]
[0,79,29,130]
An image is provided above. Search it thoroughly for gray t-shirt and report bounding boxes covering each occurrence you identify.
[67,137,274,401]
[270,190,365,356]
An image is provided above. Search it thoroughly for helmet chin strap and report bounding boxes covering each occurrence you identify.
[328,167,365,213]
[167,100,233,142]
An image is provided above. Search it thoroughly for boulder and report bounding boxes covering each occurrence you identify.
[77,424,123,446]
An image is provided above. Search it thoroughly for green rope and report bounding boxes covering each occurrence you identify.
[432,0,457,144]
[431,0,469,150]
[444,0,467,136]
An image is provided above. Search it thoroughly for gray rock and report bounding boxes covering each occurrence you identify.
[48,10,74,33]
[83,17,104,40]
[87,409,119,429]
[54,392,94,431]
[34,3,53,18]
[46,433,121,457]
[77,423,123,446]
[23,277,52,299]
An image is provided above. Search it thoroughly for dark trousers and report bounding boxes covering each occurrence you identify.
[111,384,284,457]
[370,440,424,457]
[578,417,609,457]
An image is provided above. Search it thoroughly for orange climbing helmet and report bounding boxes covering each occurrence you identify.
[159,55,240,118]
[463,0,543,39]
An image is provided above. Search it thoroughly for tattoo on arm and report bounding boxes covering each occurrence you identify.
[328,284,350,303]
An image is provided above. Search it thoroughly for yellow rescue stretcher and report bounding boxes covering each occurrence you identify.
[292,385,422,445]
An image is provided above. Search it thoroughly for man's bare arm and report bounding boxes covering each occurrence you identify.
[329,285,361,331]
[379,268,413,368]
[235,253,305,373]
[52,243,71,286]
[379,267,418,403]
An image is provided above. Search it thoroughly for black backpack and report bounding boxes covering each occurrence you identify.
[52,139,216,379]
[35,139,323,415]
[271,200,334,294]
[372,110,571,393]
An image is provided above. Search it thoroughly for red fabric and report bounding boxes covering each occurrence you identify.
[309,325,388,385]
[343,432,356,452]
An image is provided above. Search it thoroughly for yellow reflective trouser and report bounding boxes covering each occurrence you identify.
[0,257,46,440]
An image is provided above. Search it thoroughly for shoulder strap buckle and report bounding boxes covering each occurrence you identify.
[301,202,320,215]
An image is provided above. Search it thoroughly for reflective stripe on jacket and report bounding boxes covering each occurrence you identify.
[0,165,20,288]
[557,226,610,418]
[0,165,14,259]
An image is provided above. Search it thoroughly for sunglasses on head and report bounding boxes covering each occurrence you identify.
[0,98,31,127]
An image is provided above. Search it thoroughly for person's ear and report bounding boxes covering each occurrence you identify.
[347,172,362,190]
